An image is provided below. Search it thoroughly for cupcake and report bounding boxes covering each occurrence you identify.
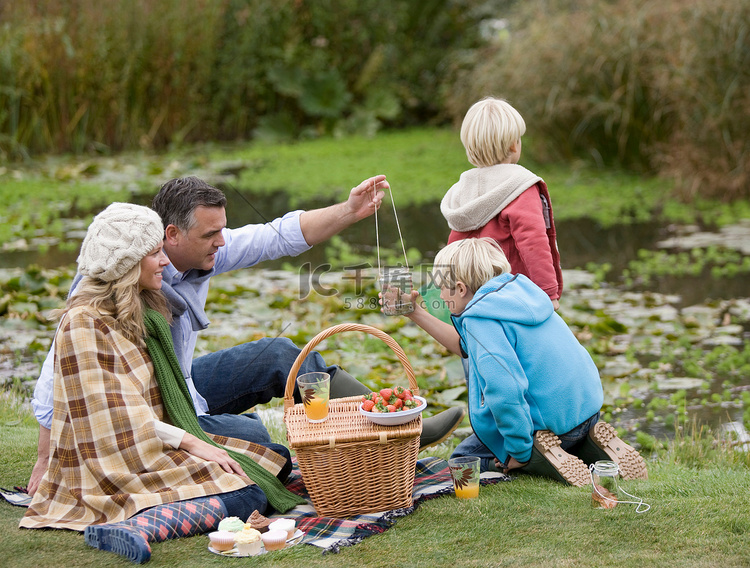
[246,509,272,533]
[208,530,236,552]
[218,516,245,532]
[260,529,288,551]
[234,528,262,556]
[268,518,296,540]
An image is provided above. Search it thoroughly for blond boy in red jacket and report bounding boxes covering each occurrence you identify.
[441,97,562,310]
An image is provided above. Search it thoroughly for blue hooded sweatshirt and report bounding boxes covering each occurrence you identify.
[451,273,604,464]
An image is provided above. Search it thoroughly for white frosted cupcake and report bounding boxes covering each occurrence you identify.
[208,530,236,552]
[234,528,262,556]
[268,518,296,540]
[260,529,288,551]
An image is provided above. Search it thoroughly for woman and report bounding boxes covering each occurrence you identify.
[20,203,302,563]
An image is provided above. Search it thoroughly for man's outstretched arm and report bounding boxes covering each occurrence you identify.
[299,175,387,245]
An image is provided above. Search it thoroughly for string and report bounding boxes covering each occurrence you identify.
[589,464,651,513]
[374,181,409,271]
[387,184,410,270]
[374,183,381,275]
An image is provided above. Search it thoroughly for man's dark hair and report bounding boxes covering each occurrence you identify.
[152,177,227,231]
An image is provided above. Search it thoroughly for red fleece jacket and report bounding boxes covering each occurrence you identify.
[448,182,563,301]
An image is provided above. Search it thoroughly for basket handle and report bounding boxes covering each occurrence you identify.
[283,323,417,410]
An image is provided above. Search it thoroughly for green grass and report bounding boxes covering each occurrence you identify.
[3,417,750,568]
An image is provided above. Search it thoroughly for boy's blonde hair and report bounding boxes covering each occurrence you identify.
[432,237,512,293]
[460,97,526,168]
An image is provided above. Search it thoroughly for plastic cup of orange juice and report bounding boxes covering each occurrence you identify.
[296,372,331,423]
[448,456,480,499]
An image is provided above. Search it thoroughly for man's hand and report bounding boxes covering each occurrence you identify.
[344,175,387,222]
[27,426,51,496]
[28,458,47,496]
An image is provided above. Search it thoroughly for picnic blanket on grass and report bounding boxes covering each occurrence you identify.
[268,456,510,553]
[3,457,510,552]
[1,487,32,507]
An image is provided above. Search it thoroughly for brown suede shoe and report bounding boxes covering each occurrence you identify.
[585,421,648,480]
[518,430,590,487]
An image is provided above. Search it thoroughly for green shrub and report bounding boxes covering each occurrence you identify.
[0,0,485,157]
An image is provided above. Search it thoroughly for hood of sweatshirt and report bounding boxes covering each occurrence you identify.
[454,273,554,327]
[440,164,541,232]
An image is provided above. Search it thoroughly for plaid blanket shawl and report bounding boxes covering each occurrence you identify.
[268,456,510,553]
[20,306,287,531]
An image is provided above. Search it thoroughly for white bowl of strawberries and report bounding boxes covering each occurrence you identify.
[359,387,427,426]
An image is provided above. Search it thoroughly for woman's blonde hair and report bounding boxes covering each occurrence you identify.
[460,97,526,168]
[432,237,511,293]
[55,264,170,346]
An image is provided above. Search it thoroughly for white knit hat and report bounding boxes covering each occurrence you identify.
[78,203,164,282]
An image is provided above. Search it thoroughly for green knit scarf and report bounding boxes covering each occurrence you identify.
[143,308,304,513]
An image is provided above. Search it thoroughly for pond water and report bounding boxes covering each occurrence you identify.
[2,188,748,444]
[3,189,747,304]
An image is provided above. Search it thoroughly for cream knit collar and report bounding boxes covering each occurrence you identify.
[440,164,541,231]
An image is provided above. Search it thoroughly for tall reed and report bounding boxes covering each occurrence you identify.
[442,0,750,200]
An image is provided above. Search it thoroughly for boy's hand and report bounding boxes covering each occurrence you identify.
[496,456,528,473]
[378,289,421,317]
[403,290,422,318]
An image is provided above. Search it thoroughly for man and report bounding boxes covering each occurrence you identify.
[28,175,465,494]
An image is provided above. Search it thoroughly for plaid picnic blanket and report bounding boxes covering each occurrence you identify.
[268,456,510,553]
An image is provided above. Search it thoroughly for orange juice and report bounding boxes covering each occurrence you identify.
[454,483,479,499]
[303,396,329,421]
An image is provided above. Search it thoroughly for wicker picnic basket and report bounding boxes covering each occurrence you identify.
[283,323,422,518]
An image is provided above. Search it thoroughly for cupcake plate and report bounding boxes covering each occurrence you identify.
[208,530,304,557]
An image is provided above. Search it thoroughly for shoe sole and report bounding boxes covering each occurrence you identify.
[534,431,590,487]
[419,408,466,450]
[590,422,648,480]
[84,525,151,564]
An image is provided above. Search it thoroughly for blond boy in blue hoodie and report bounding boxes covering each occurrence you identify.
[404,237,647,486]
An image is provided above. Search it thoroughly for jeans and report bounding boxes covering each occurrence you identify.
[218,485,268,519]
[452,433,498,473]
[558,412,600,449]
[198,413,272,444]
[452,412,601,472]
[216,442,293,518]
[192,337,337,443]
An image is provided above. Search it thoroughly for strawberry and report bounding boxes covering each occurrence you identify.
[394,386,407,399]
[386,404,397,413]
[362,399,375,412]
[393,398,404,410]
[373,402,388,413]
[379,388,393,402]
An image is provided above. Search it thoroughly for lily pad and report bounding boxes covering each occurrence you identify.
[655,377,705,391]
